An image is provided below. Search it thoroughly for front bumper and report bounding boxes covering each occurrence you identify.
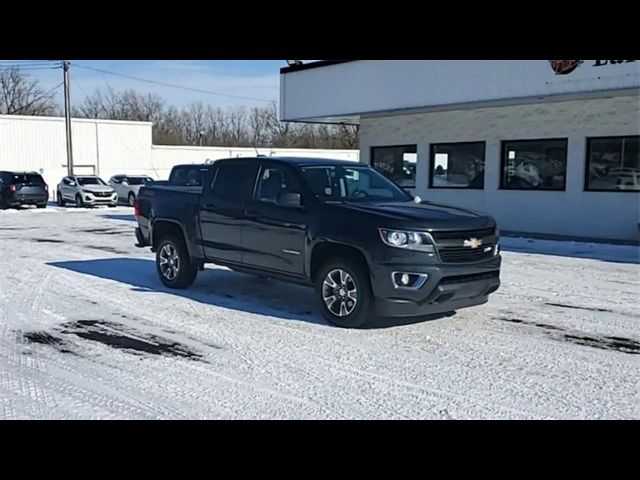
[370,256,502,317]
[82,192,118,205]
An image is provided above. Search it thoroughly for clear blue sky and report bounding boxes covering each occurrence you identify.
[5,60,317,110]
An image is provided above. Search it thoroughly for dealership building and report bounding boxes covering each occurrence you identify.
[280,60,640,242]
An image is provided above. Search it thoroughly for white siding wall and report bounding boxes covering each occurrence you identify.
[0,115,153,194]
[360,95,640,242]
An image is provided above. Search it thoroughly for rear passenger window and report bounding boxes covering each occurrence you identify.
[257,167,302,204]
[212,163,259,201]
[170,167,203,186]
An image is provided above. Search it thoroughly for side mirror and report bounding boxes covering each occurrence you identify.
[122,180,129,186]
[69,181,76,187]
[277,192,302,208]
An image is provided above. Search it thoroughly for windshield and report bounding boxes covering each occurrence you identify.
[77,177,107,186]
[127,177,153,185]
[300,165,412,203]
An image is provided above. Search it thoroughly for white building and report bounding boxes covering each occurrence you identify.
[0,114,359,198]
[280,60,640,242]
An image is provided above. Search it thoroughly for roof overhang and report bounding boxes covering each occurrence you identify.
[279,60,640,125]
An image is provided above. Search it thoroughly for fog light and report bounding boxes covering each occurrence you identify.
[392,272,429,290]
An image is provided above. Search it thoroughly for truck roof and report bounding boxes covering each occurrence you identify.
[176,157,359,169]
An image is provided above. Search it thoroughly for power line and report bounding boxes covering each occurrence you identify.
[72,63,275,104]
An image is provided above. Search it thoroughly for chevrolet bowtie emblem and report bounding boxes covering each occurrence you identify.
[463,238,483,249]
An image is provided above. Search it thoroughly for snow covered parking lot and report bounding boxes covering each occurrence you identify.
[1,206,639,419]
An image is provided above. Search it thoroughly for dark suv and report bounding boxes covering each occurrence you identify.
[135,158,502,328]
[0,171,49,209]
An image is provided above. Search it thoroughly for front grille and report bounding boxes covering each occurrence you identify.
[430,228,495,242]
[429,227,497,264]
[89,191,112,197]
[438,246,495,263]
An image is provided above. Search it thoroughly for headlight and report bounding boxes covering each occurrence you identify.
[379,228,435,253]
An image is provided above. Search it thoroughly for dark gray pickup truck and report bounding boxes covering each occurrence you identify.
[135,157,501,328]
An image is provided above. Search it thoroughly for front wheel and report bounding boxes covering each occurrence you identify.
[57,191,65,207]
[75,194,84,208]
[128,192,136,207]
[156,235,198,289]
[315,258,373,328]
[0,195,7,210]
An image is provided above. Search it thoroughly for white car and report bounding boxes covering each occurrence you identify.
[56,175,118,208]
[108,175,154,206]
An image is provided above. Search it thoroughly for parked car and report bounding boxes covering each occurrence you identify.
[0,171,49,209]
[108,175,154,206]
[56,175,117,208]
[135,158,502,328]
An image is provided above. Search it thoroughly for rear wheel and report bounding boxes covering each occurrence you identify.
[128,192,136,207]
[57,191,65,207]
[156,235,198,289]
[315,258,373,328]
[0,195,6,210]
[37,203,47,209]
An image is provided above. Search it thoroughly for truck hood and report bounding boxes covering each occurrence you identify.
[335,200,495,230]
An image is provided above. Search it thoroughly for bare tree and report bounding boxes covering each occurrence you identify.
[248,106,270,150]
[0,67,58,116]
[73,87,359,149]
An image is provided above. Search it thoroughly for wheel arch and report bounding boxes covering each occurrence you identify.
[309,240,371,284]
[151,219,192,257]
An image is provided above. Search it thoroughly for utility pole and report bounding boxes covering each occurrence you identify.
[63,60,74,176]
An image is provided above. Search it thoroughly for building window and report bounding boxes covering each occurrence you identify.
[371,145,417,188]
[585,136,640,192]
[501,139,568,191]
[430,142,485,189]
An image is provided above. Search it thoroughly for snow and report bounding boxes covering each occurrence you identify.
[1,205,639,419]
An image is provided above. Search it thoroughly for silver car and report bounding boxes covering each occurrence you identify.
[56,175,118,208]
[108,175,154,206]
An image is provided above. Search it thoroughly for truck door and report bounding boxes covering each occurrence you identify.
[199,161,259,263]
[241,162,307,275]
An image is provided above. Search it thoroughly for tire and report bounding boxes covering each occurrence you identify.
[0,195,7,210]
[128,192,136,207]
[57,191,65,207]
[37,203,47,209]
[156,234,198,289]
[75,194,84,208]
[315,257,373,328]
